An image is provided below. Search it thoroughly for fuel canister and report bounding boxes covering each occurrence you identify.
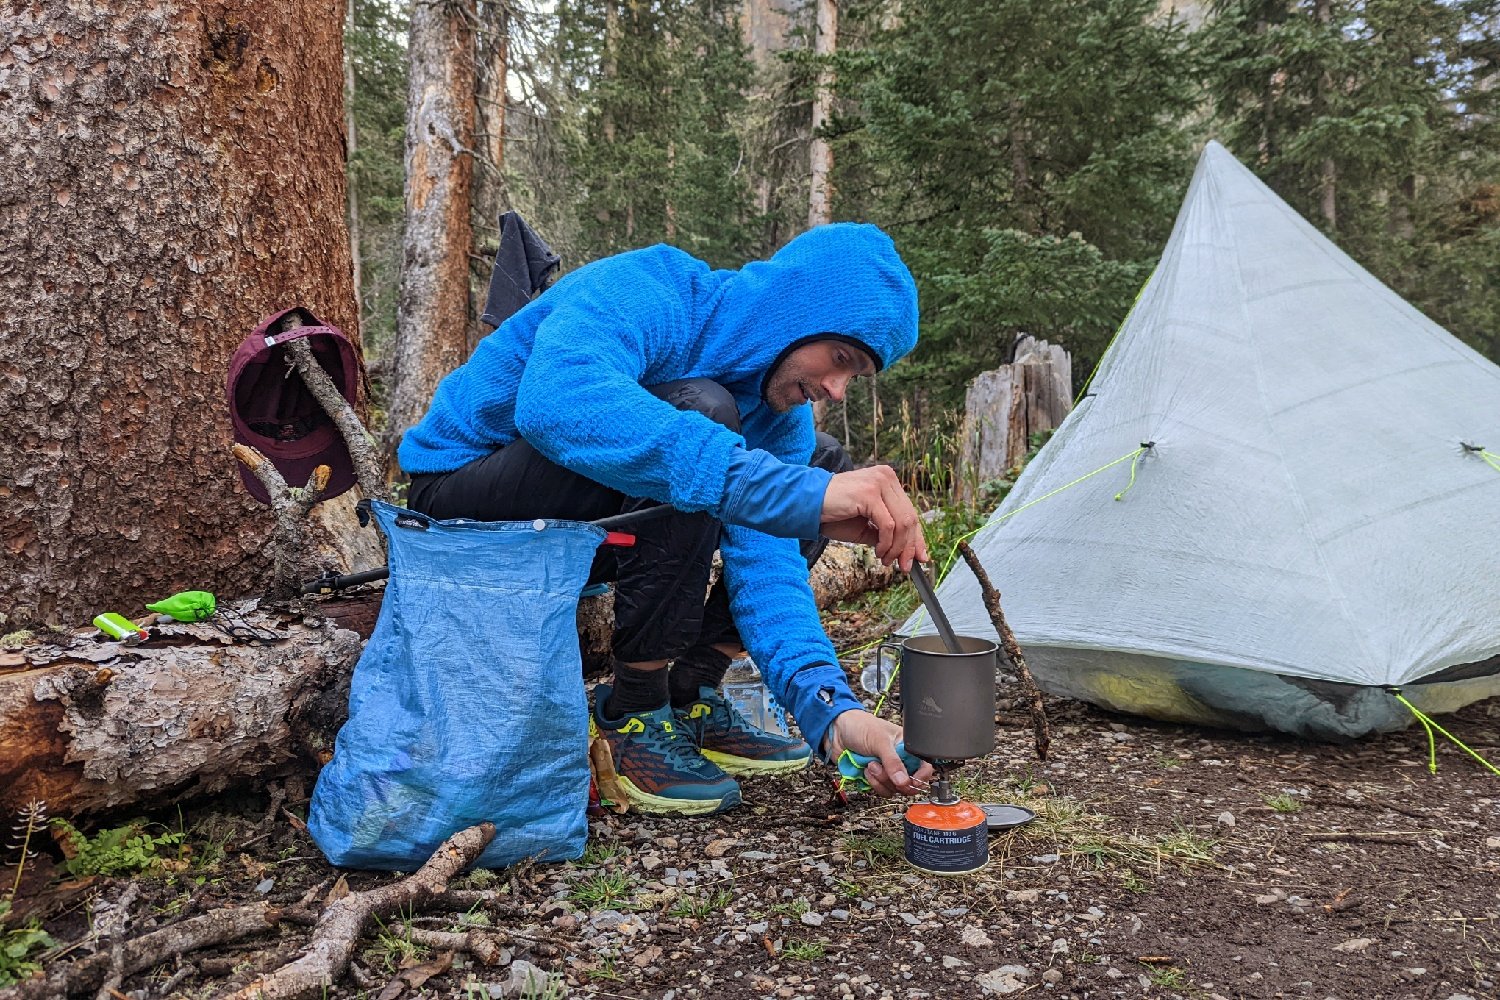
[903,798,989,876]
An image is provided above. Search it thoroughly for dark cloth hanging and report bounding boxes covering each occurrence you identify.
[480,210,561,331]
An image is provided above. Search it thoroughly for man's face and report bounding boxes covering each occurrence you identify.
[765,339,878,413]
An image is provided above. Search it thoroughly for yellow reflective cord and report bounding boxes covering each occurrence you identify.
[1461,441,1500,474]
[1075,271,1154,406]
[1113,443,1153,501]
[1390,690,1500,777]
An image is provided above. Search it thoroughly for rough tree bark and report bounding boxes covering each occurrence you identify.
[385,0,478,464]
[956,336,1072,504]
[0,0,363,627]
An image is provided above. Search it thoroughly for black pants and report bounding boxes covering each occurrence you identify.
[407,379,853,663]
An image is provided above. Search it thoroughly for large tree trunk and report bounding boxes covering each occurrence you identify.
[385,0,477,464]
[0,0,361,628]
[1,544,896,819]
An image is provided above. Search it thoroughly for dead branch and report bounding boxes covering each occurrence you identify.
[387,922,508,965]
[7,902,287,999]
[280,330,386,501]
[220,822,496,1000]
[956,541,1051,761]
[1302,831,1422,845]
[233,443,332,600]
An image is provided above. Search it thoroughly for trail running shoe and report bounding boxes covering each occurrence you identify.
[592,685,742,816]
[676,686,813,777]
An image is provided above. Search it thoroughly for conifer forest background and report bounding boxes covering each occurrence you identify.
[350,0,1499,473]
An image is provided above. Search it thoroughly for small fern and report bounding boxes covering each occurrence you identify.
[50,819,184,878]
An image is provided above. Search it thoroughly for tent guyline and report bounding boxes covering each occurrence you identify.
[1461,441,1500,474]
[1389,690,1500,778]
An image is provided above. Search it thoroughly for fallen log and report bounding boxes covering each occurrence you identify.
[0,608,361,820]
[1,543,898,819]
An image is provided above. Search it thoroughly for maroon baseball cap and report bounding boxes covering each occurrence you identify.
[228,306,362,505]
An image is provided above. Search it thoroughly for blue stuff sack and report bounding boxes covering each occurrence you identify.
[309,500,602,870]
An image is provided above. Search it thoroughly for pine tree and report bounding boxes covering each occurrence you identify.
[835,0,1202,393]
[1204,0,1500,358]
[556,0,760,266]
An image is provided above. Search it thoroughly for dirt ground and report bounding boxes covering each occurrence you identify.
[4,608,1498,1000]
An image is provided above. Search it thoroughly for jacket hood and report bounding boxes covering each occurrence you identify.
[699,223,919,380]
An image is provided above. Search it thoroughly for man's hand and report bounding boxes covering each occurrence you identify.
[821,466,929,572]
[823,709,933,797]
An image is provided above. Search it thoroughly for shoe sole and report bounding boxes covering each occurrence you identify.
[616,776,742,816]
[701,750,811,777]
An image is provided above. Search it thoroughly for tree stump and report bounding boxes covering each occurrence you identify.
[956,335,1072,505]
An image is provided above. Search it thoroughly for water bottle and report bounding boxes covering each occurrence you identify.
[720,656,790,736]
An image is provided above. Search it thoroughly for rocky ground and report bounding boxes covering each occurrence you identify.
[3,607,1498,1000]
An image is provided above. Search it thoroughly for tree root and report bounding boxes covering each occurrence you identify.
[218,822,495,1000]
[957,541,1052,760]
[6,902,287,999]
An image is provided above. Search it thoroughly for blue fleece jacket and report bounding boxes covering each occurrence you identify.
[398,223,919,755]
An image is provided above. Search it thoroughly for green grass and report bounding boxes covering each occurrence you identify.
[841,832,904,865]
[1154,754,1183,769]
[782,938,826,961]
[363,914,428,973]
[1156,825,1217,864]
[769,898,811,918]
[568,871,637,909]
[1264,793,1303,814]
[668,887,734,919]
[580,839,623,866]
[1145,965,1187,988]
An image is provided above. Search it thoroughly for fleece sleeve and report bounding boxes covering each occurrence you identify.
[512,253,747,514]
[719,409,863,758]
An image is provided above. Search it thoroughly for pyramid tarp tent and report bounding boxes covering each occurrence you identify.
[907,141,1500,739]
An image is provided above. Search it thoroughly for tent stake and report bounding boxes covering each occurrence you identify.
[957,541,1051,761]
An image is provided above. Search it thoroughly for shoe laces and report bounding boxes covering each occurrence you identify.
[626,711,723,777]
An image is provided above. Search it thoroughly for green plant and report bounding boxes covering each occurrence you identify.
[1154,754,1183,769]
[583,954,624,981]
[461,867,499,889]
[567,871,636,908]
[842,833,903,864]
[50,819,185,878]
[579,839,622,866]
[1156,825,1216,865]
[363,913,428,973]
[769,898,811,918]
[0,630,34,650]
[521,971,568,1000]
[782,938,826,961]
[1145,964,1186,988]
[669,887,733,919]
[6,800,47,901]
[1120,869,1148,893]
[1264,793,1302,814]
[0,915,55,987]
